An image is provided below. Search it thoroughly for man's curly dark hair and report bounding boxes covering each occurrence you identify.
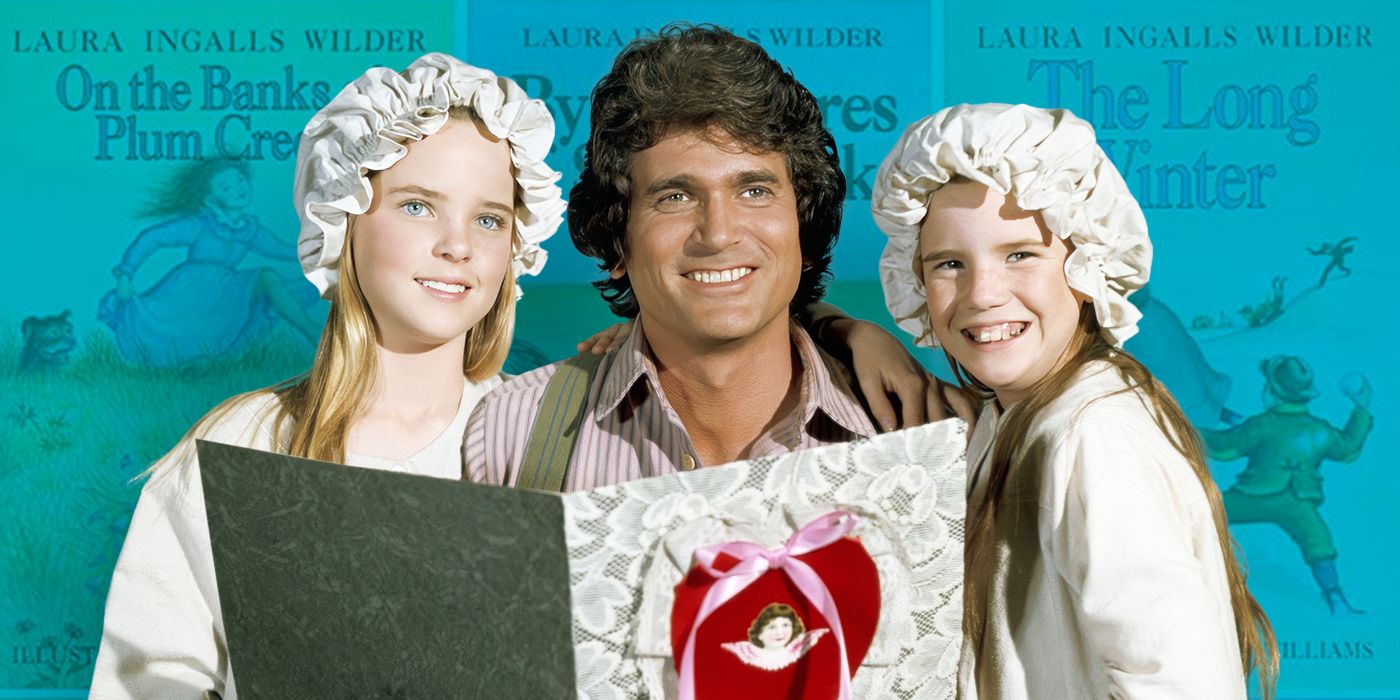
[568,23,846,317]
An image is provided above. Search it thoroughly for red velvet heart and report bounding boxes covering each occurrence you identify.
[671,537,880,699]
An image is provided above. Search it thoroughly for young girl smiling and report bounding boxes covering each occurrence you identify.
[873,103,1277,699]
[90,53,566,699]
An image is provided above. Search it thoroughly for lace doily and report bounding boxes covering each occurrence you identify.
[561,419,968,699]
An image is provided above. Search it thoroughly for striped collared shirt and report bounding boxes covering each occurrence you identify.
[464,319,876,491]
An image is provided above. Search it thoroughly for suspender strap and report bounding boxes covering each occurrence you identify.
[518,352,606,492]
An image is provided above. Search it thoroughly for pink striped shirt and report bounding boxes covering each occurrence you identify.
[464,319,876,491]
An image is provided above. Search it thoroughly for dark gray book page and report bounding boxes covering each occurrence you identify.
[198,441,575,699]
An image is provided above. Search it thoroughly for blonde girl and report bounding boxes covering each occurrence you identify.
[90,54,566,699]
[872,104,1277,699]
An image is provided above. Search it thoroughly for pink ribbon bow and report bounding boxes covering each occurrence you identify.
[677,511,860,700]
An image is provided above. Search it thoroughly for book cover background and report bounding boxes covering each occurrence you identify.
[0,0,1392,695]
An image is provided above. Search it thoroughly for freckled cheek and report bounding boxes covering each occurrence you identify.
[1039,278,1081,314]
[924,280,959,327]
[1023,265,1070,292]
[1012,269,1064,303]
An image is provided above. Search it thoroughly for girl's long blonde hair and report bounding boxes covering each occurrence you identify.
[150,108,518,473]
[957,305,1278,699]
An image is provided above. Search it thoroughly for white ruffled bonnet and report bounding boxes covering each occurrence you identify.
[293,53,566,298]
[871,103,1151,347]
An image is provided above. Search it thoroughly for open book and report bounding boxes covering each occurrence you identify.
[199,418,966,699]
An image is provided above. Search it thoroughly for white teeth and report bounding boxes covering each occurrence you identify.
[686,267,753,284]
[418,279,466,293]
[970,322,1026,344]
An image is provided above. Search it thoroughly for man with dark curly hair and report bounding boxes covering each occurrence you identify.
[465,25,946,491]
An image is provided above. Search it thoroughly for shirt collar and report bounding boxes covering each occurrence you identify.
[596,319,660,420]
[595,317,876,440]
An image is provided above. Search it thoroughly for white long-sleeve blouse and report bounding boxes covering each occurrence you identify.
[959,361,1246,699]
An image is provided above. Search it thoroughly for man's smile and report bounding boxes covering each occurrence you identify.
[683,266,755,284]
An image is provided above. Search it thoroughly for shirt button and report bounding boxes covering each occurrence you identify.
[681,454,696,471]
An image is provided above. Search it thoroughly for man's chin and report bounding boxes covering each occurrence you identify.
[669,316,783,346]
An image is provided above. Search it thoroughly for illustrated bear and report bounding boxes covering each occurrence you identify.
[20,310,78,372]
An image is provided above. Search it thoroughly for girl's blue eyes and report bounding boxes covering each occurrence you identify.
[398,201,507,231]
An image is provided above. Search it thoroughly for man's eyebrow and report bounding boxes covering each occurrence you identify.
[385,185,448,200]
[641,169,782,197]
[733,169,781,186]
[643,175,696,197]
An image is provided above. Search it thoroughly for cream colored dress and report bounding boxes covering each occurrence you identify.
[959,362,1246,699]
[90,378,498,700]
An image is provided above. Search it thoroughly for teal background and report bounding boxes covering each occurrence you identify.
[0,0,1392,696]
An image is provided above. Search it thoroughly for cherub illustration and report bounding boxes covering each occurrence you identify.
[1307,236,1357,288]
[721,603,829,671]
[1202,355,1373,615]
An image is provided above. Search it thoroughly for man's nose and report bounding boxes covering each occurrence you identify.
[692,198,742,252]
